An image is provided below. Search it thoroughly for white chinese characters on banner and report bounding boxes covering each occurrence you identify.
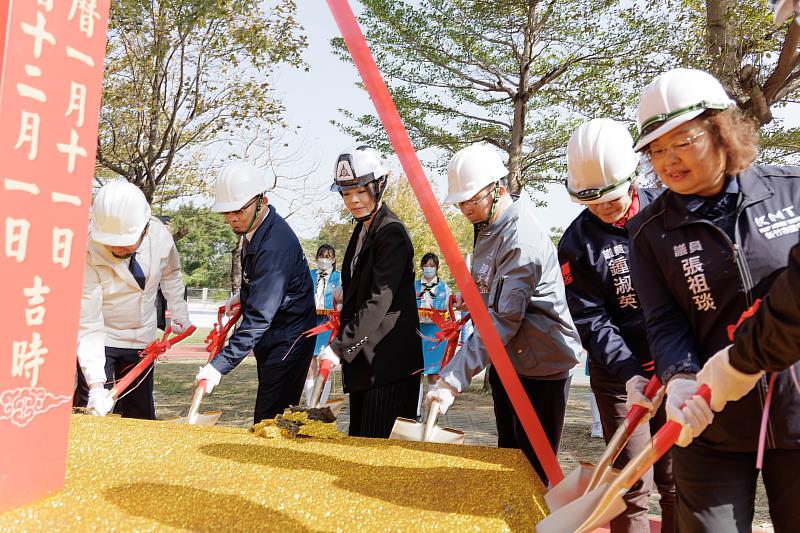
[69,0,101,38]
[23,276,51,326]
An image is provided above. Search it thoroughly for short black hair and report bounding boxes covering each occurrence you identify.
[316,244,336,259]
[420,252,439,268]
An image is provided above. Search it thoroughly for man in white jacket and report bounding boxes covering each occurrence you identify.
[74,181,192,419]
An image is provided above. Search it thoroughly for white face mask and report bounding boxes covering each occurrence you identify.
[317,258,333,271]
[422,266,437,280]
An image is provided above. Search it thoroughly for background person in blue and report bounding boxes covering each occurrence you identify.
[414,253,451,381]
[304,244,342,405]
[195,161,317,424]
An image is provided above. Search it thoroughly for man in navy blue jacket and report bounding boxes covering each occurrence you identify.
[196,162,316,424]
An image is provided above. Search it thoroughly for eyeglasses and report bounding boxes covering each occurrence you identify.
[567,172,635,203]
[221,195,260,216]
[638,101,729,139]
[457,183,498,209]
[648,131,707,161]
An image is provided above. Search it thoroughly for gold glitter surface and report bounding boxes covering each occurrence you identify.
[0,415,549,531]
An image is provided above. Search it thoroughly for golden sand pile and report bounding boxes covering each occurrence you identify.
[0,415,548,531]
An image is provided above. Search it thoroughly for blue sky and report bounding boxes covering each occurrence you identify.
[271,2,583,238]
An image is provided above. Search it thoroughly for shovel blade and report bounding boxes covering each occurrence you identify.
[425,425,465,445]
[162,410,223,426]
[545,462,620,512]
[319,398,345,416]
[536,482,626,533]
[389,417,426,441]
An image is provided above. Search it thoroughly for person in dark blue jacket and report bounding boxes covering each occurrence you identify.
[558,118,674,532]
[628,68,800,532]
[196,162,316,424]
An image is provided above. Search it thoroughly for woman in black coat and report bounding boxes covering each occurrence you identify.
[319,144,423,438]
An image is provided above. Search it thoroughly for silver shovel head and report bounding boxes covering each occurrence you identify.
[536,482,626,533]
[545,462,620,512]
[163,410,223,426]
[389,401,465,444]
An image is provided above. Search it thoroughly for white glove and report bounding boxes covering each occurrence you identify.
[425,380,458,414]
[319,345,341,367]
[665,377,714,447]
[224,292,240,317]
[196,363,222,394]
[170,318,193,335]
[87,387,115,416]
[625,375,665,423]
[697,346,764,412]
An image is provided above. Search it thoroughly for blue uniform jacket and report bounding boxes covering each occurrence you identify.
[629,164,800,451]
[557,188,661,382]
[211,205,316,373]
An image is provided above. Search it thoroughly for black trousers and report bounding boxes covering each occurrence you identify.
[673,444,800,532]
[254,338,314,424]
[73,347,155,420]
[589,359,675,533]
[348,374,420,438]
[488,366,567,486]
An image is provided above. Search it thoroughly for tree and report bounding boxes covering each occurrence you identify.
[660,0,800,163]
[97,0,307,203]
[332,0,673,193]
[170,206,238,288]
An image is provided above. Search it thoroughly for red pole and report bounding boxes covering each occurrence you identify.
[325,0,563,483]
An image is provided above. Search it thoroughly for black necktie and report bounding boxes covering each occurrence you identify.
[129,252,146,290]
[241,237,249,260]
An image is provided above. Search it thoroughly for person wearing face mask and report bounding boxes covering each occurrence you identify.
[414,253,451,383]
[317,144,423,438]
[557,119,674,532]
[303,244,342,405]
[627,68,800,531]
[74,180,192,419]
[425,143,582,485]
[195,162,316,424]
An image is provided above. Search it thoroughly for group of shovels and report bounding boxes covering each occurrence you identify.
[89,303,711,531]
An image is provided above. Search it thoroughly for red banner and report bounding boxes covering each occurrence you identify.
[0,0,110,511]
[326,0,563,483]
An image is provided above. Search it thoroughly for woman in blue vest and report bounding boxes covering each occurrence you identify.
[414,253,451,381]
[304,244,342,405]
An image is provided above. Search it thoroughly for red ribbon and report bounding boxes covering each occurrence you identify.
[303,309,341,347]
[205,304,242,361]
[326,0,564,483]
[420,298,471,373]
[727,298,762,342]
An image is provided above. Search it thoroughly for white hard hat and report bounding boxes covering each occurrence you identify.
[91,181,151,246]
[212,161,267,212]
[331,144,388,192]
[634,68,734,151]
[566,119,640,205]
[445,143,509,205]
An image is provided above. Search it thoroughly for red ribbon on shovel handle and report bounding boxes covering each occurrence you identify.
[110,325,197,400]
[205,304,241,359]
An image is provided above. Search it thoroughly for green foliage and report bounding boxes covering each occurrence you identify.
[171,206,238,288]
[98,0,308,203]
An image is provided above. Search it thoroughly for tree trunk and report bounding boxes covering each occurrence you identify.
[231,236,242,294]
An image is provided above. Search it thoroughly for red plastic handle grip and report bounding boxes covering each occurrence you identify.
[318,358,334,383]
[625,375,662,426]
[652,384,712,455]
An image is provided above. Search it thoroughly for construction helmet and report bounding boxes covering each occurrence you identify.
[566,119,640,205]
[445,143,509,205]
[91,180,151,246]
[212,161,267,213]
[634,68,734,151]
[331,144,388,193]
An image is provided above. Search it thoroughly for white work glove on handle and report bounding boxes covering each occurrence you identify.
[665,377,714,447]
[87,386,115,416]
[170,318,193,335]
[697,346,764,412]
[625,375,665,423]
[224,292,240,317]
[319,345,341,367]
[425,380,458,414]
[196,363,222,394]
